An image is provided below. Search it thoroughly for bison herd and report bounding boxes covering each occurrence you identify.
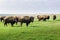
[0,15,56,27]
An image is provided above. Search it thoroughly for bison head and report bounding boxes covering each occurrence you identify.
[30,16,34,23]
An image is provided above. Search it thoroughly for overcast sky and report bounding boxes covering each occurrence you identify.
[0,0,60,14]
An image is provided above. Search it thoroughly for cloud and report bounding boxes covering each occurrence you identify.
[0,0,60,14]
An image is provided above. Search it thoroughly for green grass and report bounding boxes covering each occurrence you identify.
[0,15,60,40]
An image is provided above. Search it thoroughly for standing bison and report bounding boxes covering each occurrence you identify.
[37,15,50,21]
[53,15,56,20]
[4,16,18,26]
[17,16,34,26]
[37,15,43,21]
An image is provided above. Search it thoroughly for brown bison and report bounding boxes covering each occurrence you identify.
[53,15,56,20]
[17,16,34,26]
[37,15,46,21]
[4,16,18,26]
[37,15,43,21]
[37,15,50,21]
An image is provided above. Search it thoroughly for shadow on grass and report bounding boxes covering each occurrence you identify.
[30,25,40,27]
[56,20,60,21]
[13,25,22,27]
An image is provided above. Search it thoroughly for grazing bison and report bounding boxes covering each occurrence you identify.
[4,16,18,26]
[37,15,43,21]
[37,15,50,21]
[53,15,56,20]
[37,15,46,21]
[0,16,6,22]
[17,16,34,26]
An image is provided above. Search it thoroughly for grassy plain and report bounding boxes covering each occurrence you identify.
[0,14,60,40]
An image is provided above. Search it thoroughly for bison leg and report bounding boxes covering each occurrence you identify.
[43,18,46,21]
[4,22,7,26]
[1,19,2,22]
[11,23,14,27]
[38,19,42,21]
[38,19,41,21]
[14,22,17,25]
[26,23,29,27]
[21,22,23,27]
[38,19,40,21]
[53,18,56,20]
[16,22,18,25]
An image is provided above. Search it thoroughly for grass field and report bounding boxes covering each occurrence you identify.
[0,14,60,40]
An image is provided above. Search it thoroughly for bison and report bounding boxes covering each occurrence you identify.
[53,15,56,20]
[4,16,18,26]
[37,15,43,21]
[17,16,34,27]
[37,15,46,21]
[37,15,50,21]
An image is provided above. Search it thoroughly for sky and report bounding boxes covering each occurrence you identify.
[0,0,60,14]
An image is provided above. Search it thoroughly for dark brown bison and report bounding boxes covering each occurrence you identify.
[0,16,6,22]
[17,16,34,26]
[4,16,18,26]
[53,15,56,20]
[29,16,34,22]
[37,15,50,21]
